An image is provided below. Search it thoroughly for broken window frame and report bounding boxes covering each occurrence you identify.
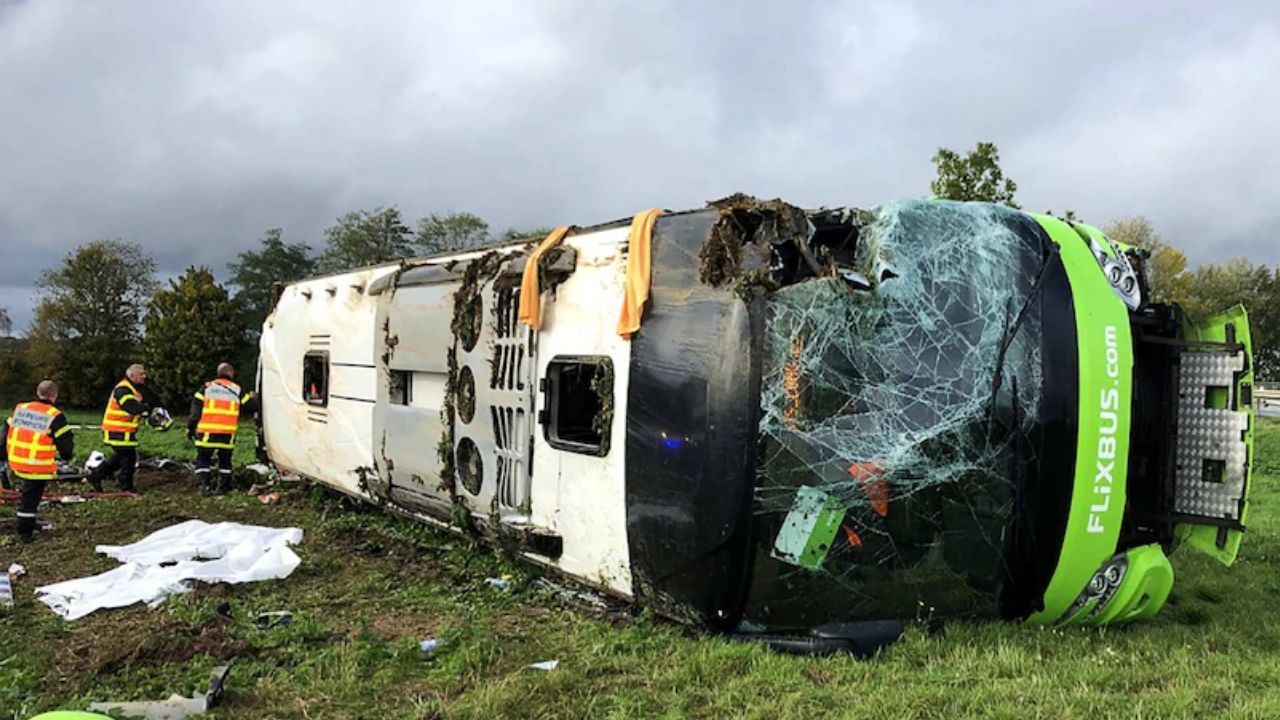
[302,351,330,407]
[542,355,613,457]
[389,369,412,406]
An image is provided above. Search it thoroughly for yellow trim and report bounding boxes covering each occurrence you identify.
[195,432,236,449]
[7,437,53,452]
[103,430,139,447]
[53,425,71,438]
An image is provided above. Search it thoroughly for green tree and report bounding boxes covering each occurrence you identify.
[26,240,158,407]
[1181,259,1279,381]
[318,207,414,273]
[502,226,557,241]
[1104,217,1194,305]
[416,212,491,255]
[0,337,30,407]
[930,142,1019,207]
[142,267,245,410]
[0,308,29,406]
[228,228,316,337]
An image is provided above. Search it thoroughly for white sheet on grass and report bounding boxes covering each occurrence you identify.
[37,520,303,620]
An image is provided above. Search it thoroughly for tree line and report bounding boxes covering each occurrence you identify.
[0,208,529,409]
[0,146,1276,410]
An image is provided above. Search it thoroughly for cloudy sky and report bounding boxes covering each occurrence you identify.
[2,0,1277,332]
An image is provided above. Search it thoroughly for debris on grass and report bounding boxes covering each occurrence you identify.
[485,575,511,590]
[1,574,12,608]
[214,602,234,623]
[1,489,138,506]
[37,520,303,620]
[257,492,282,505]
[419,638,439,653]
[89,663,231,720]
[9,562,26,577]
[138,457,192,472]
[527,660,559,671]
[254,610,293,629]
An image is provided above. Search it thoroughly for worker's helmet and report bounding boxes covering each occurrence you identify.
[148,407,174,431]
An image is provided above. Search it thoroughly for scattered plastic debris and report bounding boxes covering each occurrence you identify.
[138,457,192,472]
[254,610,293,629]
[8,563,25,577]
[419,638,439,653]
[257,492,282,505]
[90,664,230,719]
[485,575,511,590]
[2,490,137,507]
[37,520,303,620]
[533,577,611,613]
[527,660,559,671]
[245,463,274,477]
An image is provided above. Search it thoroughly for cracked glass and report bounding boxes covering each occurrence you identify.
[748,199,1052,627]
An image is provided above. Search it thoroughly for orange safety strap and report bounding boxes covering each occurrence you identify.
[517,226,571,331]
[616,208,663,338]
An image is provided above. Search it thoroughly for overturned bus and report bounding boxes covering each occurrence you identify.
[258,197,1254,642]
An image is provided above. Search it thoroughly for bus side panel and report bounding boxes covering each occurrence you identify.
[260,268,393,498]
[625,211,760,627]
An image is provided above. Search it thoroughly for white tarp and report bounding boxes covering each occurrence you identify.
[37,520,303,620]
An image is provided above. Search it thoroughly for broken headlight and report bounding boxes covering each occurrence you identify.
[1062,555,1129,620]
[1088,236,1143,311]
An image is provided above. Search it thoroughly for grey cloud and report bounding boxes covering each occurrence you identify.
[2,0,1278,334]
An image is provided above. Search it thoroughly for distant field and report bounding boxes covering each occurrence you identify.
[1,419,1278,719]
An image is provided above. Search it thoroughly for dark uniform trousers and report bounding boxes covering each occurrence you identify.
[11,475,46,538]
[94,445,138,492]
[195,446,234,493]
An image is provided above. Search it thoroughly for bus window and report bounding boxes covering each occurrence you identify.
[303,352,329,407]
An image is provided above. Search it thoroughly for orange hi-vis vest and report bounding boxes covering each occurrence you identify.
[195,378,242,448]
[102,379,142,446]
[6,402,62,480]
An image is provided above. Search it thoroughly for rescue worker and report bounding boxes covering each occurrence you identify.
[87,363,151,493]
[3,380,74,543]
[188,362,257,495]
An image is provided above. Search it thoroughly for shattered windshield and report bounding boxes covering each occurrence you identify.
[744,200,1053,628]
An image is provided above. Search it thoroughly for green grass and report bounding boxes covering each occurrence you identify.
[2,419,1279,719]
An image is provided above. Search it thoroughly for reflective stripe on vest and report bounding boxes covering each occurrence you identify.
[6,402,60,480]
[196,379,241,436]
[101,379,142,435]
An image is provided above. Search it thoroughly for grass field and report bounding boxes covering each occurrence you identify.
[2,418,1279,719]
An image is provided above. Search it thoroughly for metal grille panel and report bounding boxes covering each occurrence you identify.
[1174,351,1248,519]
[489,287,532,511]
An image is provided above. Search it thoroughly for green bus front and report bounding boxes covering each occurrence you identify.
[741,201,1254,630]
